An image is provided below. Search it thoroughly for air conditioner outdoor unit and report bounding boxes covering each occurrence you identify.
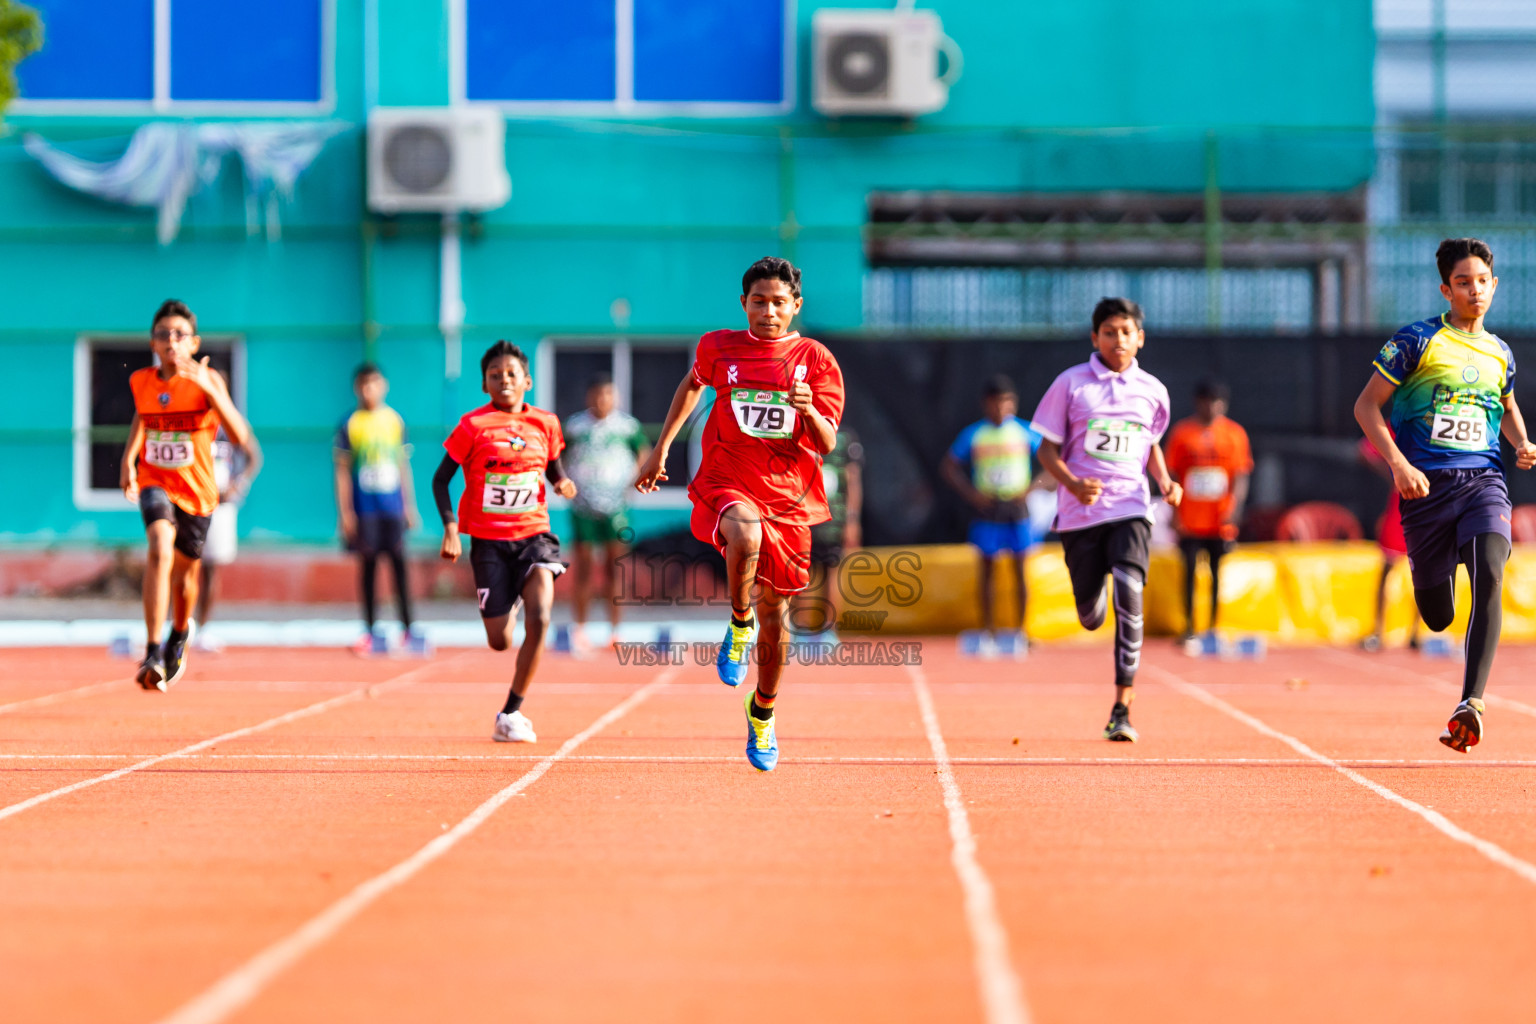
[367,106,511,214]
[813,8,961,117]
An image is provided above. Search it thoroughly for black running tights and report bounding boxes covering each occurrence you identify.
[1079,563,1145,689]
[361,550,414,631]
[1414,532,1509,702]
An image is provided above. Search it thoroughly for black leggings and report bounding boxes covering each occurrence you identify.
[1078,563,1145,689]
[361,550,413,632]
[1414,532,1509,702]
[1179,537,1228,633]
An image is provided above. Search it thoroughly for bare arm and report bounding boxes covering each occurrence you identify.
[789,381,836,455]
[1037,439,1103,506]
[1228,472,1250,524]
[334,452,357,541]
[182,361,252,448]
[397,446,420,529]
[1353,373,1429,498]
[1148,444,1182,507]
[635,373,705,493]
[941,453,992,513]
[121,413,145,501]
[1501,394,1536,470]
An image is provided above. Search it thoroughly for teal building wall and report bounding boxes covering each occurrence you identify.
[0,0,1375,548]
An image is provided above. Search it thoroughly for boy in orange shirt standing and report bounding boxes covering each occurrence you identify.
[1164,380,1252,645]
[120,300,256,690]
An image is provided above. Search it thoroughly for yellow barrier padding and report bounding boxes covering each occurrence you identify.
[823,542,1536,644]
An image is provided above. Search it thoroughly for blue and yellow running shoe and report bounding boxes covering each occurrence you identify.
[716,616,756,687]
[745,691,778,772]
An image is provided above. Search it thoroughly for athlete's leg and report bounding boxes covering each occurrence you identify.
[977,552,996,634]
[1367,557,1392,644]
[387,548,413,630]
[506,567,555,704]
[752,587,789,706]
[168,551,199,632]
[603,539,627,628]
[1413,578,1457,633]
[143,519,176,643]
[1009,549,1027,634]
[194,562,217,627]
[571,541,593,629]
[1459,532,1510,703]
[1207,539,1226,631]
[1178,537,1199,636]
[716,505,763,618]
[1111,562,1145,707]
[359,553,379,632]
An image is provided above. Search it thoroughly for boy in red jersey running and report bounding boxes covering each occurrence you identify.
[434,342,576,743]
[635,257,845,772]
[121,299,256,691]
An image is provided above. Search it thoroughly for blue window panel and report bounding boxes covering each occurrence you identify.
[16,0,154,101]
[467,0,615,102]
[635,0,784,104]
[172,0,322,102]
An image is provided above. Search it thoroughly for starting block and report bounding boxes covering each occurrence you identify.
[1183,633,1266,660]
[959,630,1028,660]
[551,624,572,653]
[1420,635,1460,659]
[108,635,132,658]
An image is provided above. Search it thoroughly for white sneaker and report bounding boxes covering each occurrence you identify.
[492,711,537,743]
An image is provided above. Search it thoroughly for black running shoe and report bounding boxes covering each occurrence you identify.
[136,651,167,692]
[1439,698,1484,753]
[1104,702,1139,743]
[163,629,190,689]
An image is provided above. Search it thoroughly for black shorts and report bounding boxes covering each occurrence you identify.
[1059,517,1151,606]
[809,524,844,568]
[139,487,211,561]
[1401,467,1513,590]
[352,514,406,557]
[470,532,567,619]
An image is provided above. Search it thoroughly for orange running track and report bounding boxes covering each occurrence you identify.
[3,640,1536,1024]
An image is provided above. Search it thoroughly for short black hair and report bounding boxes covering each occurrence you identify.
[587,372,614,391]
[152,299,197,335]
[354,362,384,383]
[480,340,530,379]
[982,374,1017,399]
[1194,378,1229,403]
[742,256,802,299]
[1091,297,1144,333]
[1437,237,1495,285]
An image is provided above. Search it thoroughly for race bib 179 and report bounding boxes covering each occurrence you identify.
[144,430,194,469]
[1430,403,1488,451]
[1086,418,1148,462]
[731,389,797,439]
[482,470,540,515]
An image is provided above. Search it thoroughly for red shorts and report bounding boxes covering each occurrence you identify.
[1377,491,1407,557]
[690,490,812,594]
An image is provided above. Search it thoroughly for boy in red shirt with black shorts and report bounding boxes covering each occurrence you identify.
[434,342,576,743]
[636,257,845,772]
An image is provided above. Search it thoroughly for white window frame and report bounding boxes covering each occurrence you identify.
[11,0,336,117]
[535,335,695,510]
[450,0,796,117]
[72,334,247,512]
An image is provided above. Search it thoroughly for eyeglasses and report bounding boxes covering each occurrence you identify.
[152,328,194,340]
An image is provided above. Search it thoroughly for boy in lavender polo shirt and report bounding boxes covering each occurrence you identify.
[1031,297,1182,742]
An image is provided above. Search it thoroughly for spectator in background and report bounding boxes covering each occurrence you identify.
[1165,379,1252,645]
[192,426,261,652]
[943,374,1042,655]
[564,374,649,655]
[794,426,864,645]
[1360,431,1422,652]
[334,363,425,656]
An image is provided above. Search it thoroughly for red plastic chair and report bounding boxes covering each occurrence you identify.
[1511,505,1536,544]
[1274,502,1363,542]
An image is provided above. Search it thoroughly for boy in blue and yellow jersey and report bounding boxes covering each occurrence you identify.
[1356,238,1536,751]
[943,375,1042,653]
[334,363,424,655]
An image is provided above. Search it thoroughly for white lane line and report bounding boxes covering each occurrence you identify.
[0,661,448,825]
[8,753,1536,768]
[1146,664,1536,886]
[907,664,1030,1024]
[0,678,128,715]
[155,666,676,1024]
[1318,647,1536,720]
